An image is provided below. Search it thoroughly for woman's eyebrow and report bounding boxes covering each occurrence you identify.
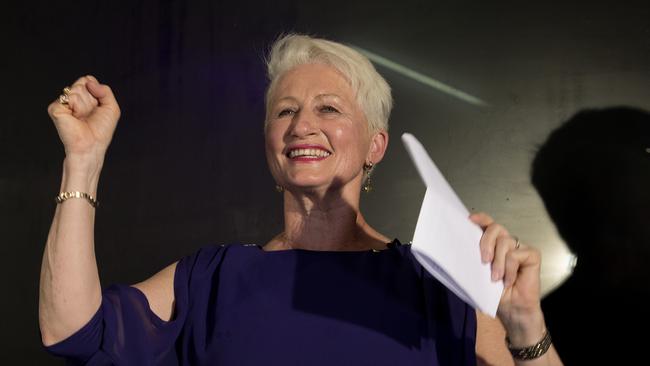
[314,94,349,108]
[275,96,299,103]
[275,94,344,105]
[314,93,342,101]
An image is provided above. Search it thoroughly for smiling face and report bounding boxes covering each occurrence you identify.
[265,63,386,193]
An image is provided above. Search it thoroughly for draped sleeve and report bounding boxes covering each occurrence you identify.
[42,245,225,365]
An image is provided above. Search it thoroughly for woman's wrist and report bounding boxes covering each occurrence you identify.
[64,151,105,173]
[61,156,103,197]
[501,305,547,347]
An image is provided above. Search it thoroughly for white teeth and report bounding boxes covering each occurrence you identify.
[288,148,331,158]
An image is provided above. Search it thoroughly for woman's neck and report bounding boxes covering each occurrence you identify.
[266,186,390,251]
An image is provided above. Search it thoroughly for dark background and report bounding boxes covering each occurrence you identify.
[2,0,649,363]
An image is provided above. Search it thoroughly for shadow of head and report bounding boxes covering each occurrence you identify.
[532,106,650,288]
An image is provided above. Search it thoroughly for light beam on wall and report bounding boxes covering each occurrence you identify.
[352,46,489,107]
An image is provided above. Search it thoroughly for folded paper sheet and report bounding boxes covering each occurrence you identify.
[402,133,503,317]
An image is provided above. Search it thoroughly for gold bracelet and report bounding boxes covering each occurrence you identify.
[55,191,99,208]
[506,329,552,360]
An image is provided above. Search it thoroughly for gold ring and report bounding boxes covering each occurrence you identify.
[58,93,69,105]
[62,86,71,95]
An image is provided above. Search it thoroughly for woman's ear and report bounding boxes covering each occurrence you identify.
[368,130,389,164]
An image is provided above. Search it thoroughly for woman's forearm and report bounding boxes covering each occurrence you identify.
[506,309,564,366]
[39,158,103,346]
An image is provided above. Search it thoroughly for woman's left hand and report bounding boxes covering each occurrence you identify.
[470,212,547,346]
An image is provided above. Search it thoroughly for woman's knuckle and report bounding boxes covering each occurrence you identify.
[530,248,541,259]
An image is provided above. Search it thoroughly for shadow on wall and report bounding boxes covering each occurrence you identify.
[531,106,650,364]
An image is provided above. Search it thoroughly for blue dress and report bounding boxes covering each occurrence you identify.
[44,240,477,365]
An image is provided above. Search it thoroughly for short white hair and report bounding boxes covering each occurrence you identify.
[264,34,393,133]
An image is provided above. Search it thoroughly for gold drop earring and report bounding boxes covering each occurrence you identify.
[362,162,374,193]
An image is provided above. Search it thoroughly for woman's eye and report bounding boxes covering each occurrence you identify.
[278,109,296,117]
[320,105,339,113]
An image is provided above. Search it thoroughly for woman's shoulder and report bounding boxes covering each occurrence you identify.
[129,243,256,322]
[131,262,178,322]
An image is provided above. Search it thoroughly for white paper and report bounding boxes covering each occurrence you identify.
[402,133,503,317]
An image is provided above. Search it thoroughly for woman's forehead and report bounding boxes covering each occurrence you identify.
[273,63,354,100]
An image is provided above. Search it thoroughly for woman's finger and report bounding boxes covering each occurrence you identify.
[76,84,99,109]
[66,93,85,117]
[503,247,523,288]
[470,212,502,262]
[469,212,494,228]
[491,235,517,281]
[479,222,509,263]
[503,245,541,289]
[86,78,119,112]
[66,78,99,119]
[48,95,73,121]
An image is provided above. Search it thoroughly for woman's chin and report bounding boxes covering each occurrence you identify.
[281,173,357,193]
[284,181,342,194]
[286,183,328,192]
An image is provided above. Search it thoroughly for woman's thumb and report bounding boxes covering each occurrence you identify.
[85,77,119,110]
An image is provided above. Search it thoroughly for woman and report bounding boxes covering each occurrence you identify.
[40,34,562,365]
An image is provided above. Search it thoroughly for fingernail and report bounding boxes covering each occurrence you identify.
[491,270,499,281]
[481,251,489,263]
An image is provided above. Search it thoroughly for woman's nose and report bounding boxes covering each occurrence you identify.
[289,111,318,137]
